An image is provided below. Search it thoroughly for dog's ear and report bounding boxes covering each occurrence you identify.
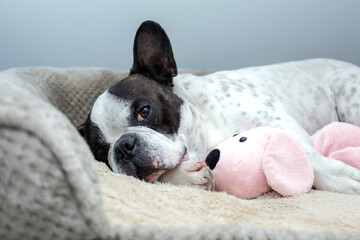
[77,123,86,138]
[130,20,177,86]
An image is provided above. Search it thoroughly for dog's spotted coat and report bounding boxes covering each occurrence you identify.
[80,20,360,194]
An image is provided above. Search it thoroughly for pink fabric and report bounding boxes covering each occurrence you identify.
[212,128,271,199]
[311,122,360,170]
[263,130,314,196]
[211,127,314,199]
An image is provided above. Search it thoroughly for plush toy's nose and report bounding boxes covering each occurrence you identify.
[205,149,220,170]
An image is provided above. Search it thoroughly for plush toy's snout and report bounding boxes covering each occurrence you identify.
[205,149,220,170]
[206,136,249,170]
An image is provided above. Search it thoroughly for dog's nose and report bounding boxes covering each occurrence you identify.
[114,134,137,159]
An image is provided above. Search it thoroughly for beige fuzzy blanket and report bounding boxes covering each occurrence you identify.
[98,162,360,232]
[1,65,360,239]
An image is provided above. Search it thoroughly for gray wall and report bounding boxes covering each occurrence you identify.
[1,0,360,71]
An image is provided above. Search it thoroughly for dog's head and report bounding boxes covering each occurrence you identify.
[78,21,187,182]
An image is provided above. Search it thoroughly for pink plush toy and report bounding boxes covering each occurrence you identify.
[206,122,360,199]
[205,127,314,199]
[311,122,360,170]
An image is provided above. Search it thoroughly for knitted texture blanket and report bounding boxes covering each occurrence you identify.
[0,66,359,239]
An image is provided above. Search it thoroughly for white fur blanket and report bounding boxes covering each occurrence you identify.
[0,66,359,239]
[98,162,360,231]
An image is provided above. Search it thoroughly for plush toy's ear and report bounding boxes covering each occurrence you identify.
[311,122,360,158]
[329,147,360,170]
[311,122,360,170]
[262,130,314,196]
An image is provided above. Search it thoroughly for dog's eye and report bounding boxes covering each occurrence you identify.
[137,106,151,122]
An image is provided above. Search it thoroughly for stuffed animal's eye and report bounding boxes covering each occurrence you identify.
[137,106,151,122]
[239,137,247,142]
[233,134,238,137]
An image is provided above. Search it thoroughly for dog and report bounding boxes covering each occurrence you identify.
[78,20,360,194]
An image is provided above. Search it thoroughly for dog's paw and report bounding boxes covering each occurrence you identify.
[313,157,360,194]
[158,157,215,191]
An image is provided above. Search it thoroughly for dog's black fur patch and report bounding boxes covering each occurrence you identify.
[130,20,177,86]
[79,116,111,168]
[108,75,183,135]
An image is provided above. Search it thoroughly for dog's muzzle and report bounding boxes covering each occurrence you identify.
[110,130,186,182]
